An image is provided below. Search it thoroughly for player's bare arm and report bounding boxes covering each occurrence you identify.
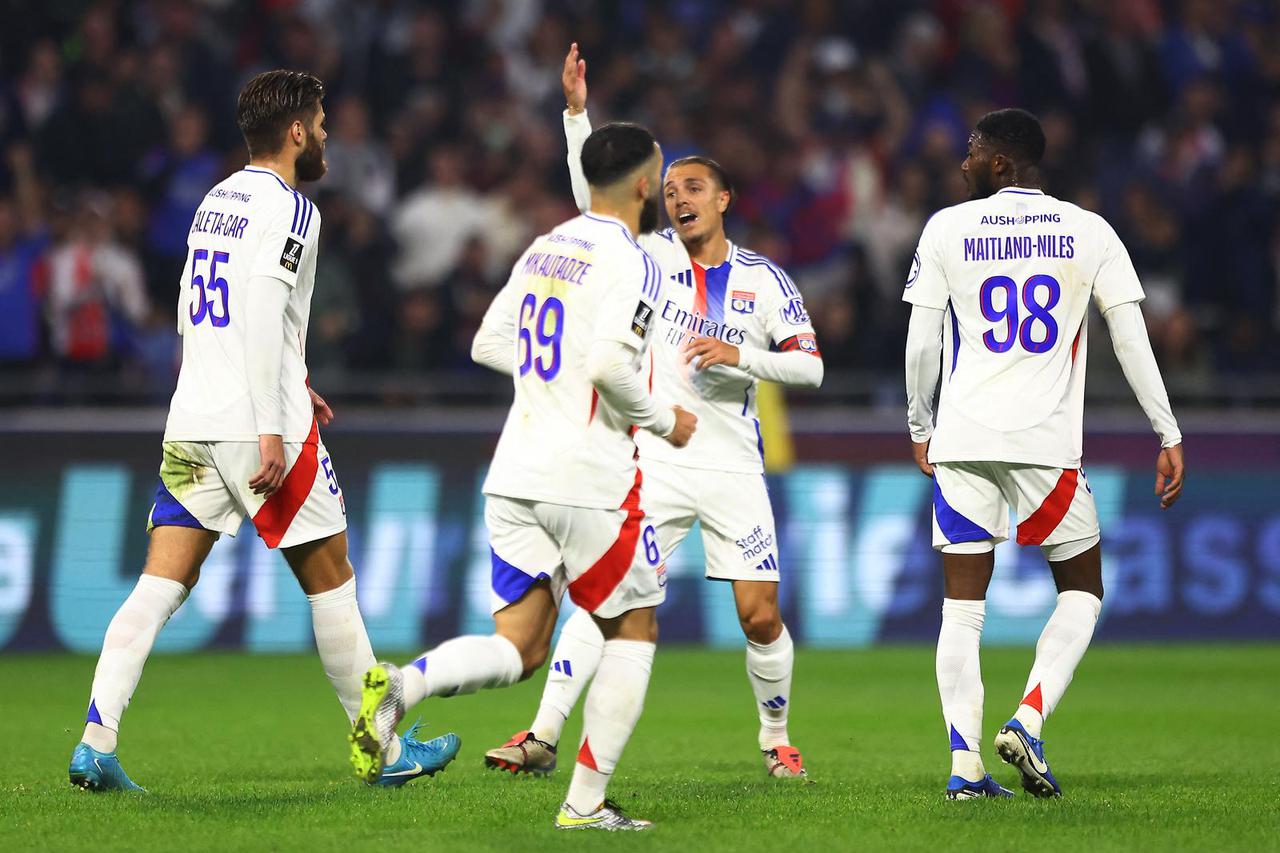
[309,387,334,426]
[667,405,697,448]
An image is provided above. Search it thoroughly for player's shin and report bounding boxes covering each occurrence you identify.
[81,575,189,752]
[937,598,986,781]
[1013,590,1102,738]
[746,624,794,749]
[531,608,604,745]
[400,634,524,707]
[565,639,654,815]
[306,577,376,723]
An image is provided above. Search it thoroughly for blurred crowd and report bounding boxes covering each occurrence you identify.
[1,0,1278,401]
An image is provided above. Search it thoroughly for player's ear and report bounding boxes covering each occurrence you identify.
[717,189,730,214]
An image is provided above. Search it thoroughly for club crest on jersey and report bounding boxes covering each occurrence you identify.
[279,238,303,273]
[631,300,654,337]
[797,333,818,353]
[780,297,809,325]
[730,290,755,314]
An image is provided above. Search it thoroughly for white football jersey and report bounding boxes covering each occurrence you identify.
[164,166,320,443]
[636,229,820,474]
[904,186,1145,468]
[482,212,664,510]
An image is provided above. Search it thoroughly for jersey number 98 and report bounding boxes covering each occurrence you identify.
[189,248,230,328]
[979,274,1060,354]
[518,294,565,381]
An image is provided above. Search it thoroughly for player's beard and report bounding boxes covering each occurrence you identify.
[638,192,660,234]
[968,166,996,200]
[295,134,326,183]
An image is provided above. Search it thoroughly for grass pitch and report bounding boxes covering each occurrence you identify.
[1,645,1277,852]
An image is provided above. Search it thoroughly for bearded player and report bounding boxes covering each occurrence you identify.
[67,71,456,792]
[481,44,823,782]
[904,108,1185,799]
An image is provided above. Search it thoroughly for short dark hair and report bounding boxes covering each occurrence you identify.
[667,155,736,211]
[975,108,1046,166]
[236,70,325,158]
[580,122,658,188]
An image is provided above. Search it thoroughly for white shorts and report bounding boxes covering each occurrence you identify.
[485,472,666,620]
[931,462,1099,556]
[147,424,347,550]
[646,460,780,583]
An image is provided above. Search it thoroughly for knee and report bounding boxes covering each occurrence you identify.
[518,640,549,679]
[739,607,782,645]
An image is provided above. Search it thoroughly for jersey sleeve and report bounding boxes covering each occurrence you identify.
[592,248,663,351]
[760,267,821,357]
[1092,217,1145,313]
[248,192,313,289]
[902,210,950,310]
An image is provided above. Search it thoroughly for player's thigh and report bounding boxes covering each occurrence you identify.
[698,470,781,581]
[213,439,348,551]
[931,462,1009,554]
[485,495,567,615]
[542,499,666,621]
[642,460,697,560]
[142,525,218,588]
[1003,465,1100,553]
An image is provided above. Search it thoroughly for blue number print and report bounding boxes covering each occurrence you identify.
[518,294,565,381]
[979,275,1018,353]
[1019,274,1060,353]
[979,274,1061,354]
[642,524,660,566]
[189,249,231,327]
[535,297,564,380]
[321,455,340,495]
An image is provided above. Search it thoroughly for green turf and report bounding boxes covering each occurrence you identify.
[2,645,1277,852]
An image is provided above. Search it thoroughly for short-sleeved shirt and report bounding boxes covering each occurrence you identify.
[482,212,665,510]
[636,229,820,474]
[904,187,1144,468]
[164,166,321,443]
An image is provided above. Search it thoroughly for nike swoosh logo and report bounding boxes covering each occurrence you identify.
[381,762,424,778]
[557,814,602,827]
[93,759,104,774]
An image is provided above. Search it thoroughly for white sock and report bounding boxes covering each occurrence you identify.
[81,575,189,752]
[306,577,376,723]
[1013,590,1102,738]
[531,608,605,746]
[936,598,986,781]
[745,624,794,749]
[400,634,524,707]
[565,639,654,815]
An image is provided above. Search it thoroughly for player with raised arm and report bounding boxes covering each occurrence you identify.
[67,71,457,792]
[482,44,823,781]
[348,122,695,832]
[904,109,1185,800]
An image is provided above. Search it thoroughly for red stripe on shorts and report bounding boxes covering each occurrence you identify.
[1015,468,1079,546]
[567,467,645,612]
[252,420,320,549]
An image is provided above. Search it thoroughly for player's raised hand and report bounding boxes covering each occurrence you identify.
[665,405,697,448]
[250,434,287,496]
[684,336,740,369]
[911,439,934,478]
[1155,443,1184,509]
[309,387,334,426]
[562,42,587,114]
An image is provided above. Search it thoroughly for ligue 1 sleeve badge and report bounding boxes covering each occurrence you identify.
[731,290,756,314]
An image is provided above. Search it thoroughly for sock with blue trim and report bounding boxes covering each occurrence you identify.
[746,624,794,749]
[937,598,986,781]
[400,634,523,708]
[81,574,189,753]
[531,607,604,746]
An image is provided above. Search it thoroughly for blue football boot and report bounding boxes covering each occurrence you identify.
[945,773,1016,800]
[68,743,145,792]
[372,721,461,787]
[995,718,1062,798]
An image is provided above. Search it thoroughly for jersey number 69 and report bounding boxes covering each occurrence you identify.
[518,294,565,381]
